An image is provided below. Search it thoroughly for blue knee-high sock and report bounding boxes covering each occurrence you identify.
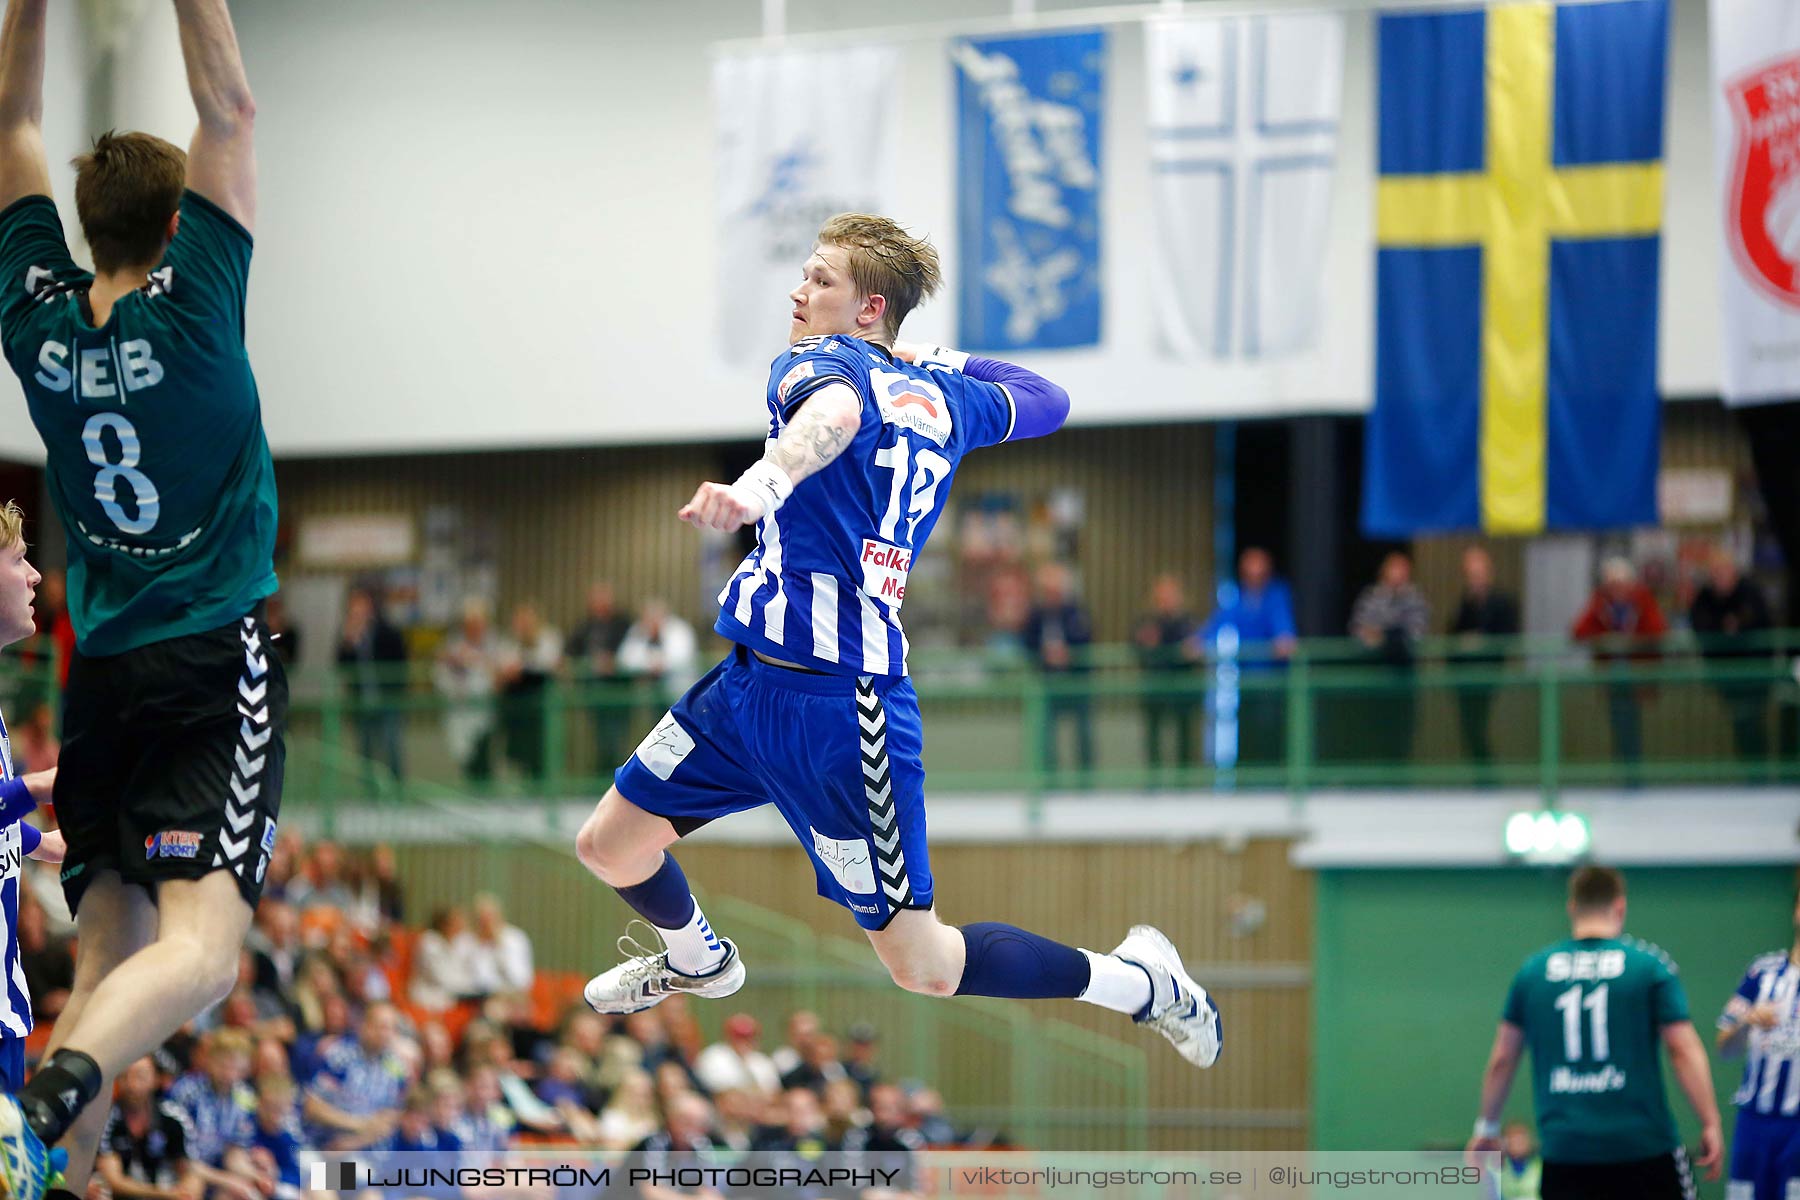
[615,853,696,929]
[953,922,1091,999]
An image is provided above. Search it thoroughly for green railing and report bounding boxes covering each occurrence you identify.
[295,630,1800,805]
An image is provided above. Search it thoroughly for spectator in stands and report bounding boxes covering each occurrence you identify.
[1689,548,1775,761]
[435,597,505,782]
[536,1047,604,1142]
[754,1087,835,1155]
[844,1022,881,1100]
[18,893,70,1022]
[25,568,74,690]
[712,1088,761,1152]
[619,598,700,699]
[336,586,409,790]
[982,569,1032,667]
[630,1093,724,1200]
[346,843,405,932]
[1448,545,1520,779]
[822,1077,868,1144]
[771,1011,819,1078]
[1572,557,1667,776]
[555,1009,611,1110]
[251,1039,289,1086]
[597,1068,661,1150]
[1134,573,1200,774]
[304,1002,409,1150]
[165,1029,261,1200]
[410,906,472,1012]
[695,1012,782,1099]
[839,1082,926,1173]
[394,1088,463,1152]
[1349,550,1430,765]
[418,1022,457,1078]
[13,701,56,774]
[287,840,355,914]
[1499,1119,1543,1200]
[1200,547,1298,767]
[248,1075,304,1199]
[780,1031,850,1096]
[567,581,636,778]
[97,1056,197,1200]
[464,1019,565,1135]
[326,924,392,1005]
[247,899,302,1005]
[463,893,535,997]
[623,1010,691,1081]
[457,1065,515,1152]
[498,601,564,780]
[910,1086,958,1147]
[1022,562,1096,779]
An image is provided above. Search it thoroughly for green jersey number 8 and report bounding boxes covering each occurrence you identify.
[82,412,160,536]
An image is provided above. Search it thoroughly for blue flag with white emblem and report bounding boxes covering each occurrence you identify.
[1363,0,1667,537]
[953,29,1105,350]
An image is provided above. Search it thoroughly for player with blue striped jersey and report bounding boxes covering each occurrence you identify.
[578,214,1221,1071]
[1718,893,1800,1200]
[0,500,69,1089]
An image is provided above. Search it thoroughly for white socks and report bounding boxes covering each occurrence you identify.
[1077,950,1154,1015]
[658,899,728,976]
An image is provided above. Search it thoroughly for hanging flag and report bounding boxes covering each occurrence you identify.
[714,45,899,364]
[1145,13,1344,360]
[1363,0,1667,537]
[953,29,1105,351]
[1712,0,1800,406]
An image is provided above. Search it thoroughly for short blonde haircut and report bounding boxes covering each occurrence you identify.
[816,214,942,341]
[0,501,24,553]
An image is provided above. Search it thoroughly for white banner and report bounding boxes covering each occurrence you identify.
[1145,14,1344,361]
[1712,0,1800,406]
[713,45,899,364]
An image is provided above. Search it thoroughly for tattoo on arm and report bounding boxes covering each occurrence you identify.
[767,390,859,484]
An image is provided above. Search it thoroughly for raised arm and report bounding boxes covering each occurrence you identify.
[678,383,862,532]
[172,0,255,231]
[0,0,51,209]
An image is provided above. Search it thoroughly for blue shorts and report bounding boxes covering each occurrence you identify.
[614,647,933,931]
[0,1037,24,1091]
[1730,1108,1800,1200]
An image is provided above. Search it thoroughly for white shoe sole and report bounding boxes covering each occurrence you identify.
[584,943,747,1015]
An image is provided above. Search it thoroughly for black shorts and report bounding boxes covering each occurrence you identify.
[1541,1148,1696,1200]
[55,608,287,915]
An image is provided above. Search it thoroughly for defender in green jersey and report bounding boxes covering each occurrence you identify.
[0,5,280,1200]
[1470,866,1722,1200]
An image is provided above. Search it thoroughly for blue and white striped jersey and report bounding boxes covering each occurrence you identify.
[715,337,1016,676]
[0,710,29,1038]
[1724,950,1800,1118]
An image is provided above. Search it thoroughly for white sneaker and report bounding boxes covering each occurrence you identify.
[1112,924,1223,1068]
[584,922,746,1015]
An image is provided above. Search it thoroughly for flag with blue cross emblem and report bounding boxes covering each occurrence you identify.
[1146,13,1345,360]
[1362,0,1668,537]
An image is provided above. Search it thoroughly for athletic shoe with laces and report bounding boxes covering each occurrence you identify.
[584,921,747,1015]
[1112,924,1223,1068]
[0,1095,51,1200]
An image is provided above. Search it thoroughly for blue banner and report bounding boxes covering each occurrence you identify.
[953,29,1105,350]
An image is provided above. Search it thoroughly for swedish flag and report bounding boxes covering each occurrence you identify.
[1362,0,1667,537]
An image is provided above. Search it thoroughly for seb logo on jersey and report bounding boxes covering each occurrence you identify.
[1544,949,1625,982]
[861,539,912,607]
[871,369,951,447]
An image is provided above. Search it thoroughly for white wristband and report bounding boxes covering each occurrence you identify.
[732,459,795,517]
[918,344,970,371]
[1472,1118,1500,1139]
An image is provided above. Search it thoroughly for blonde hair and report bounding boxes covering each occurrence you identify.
[816,214,942,341]
[0,501,23,553]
